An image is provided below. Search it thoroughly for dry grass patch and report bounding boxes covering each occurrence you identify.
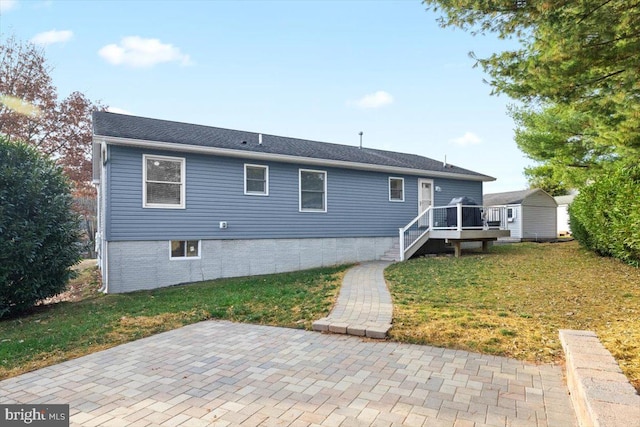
[38,260,102,305]
[385,241,640,392]
[106,310,211,341]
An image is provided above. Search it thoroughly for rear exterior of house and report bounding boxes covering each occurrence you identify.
[93,112,494,293]
[484,189,557,241]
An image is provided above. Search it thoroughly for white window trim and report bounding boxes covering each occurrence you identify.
[169,240,201,260]
[507,206,517,222]
[143,154,186,209]
[299,168,327,213]
[244,163,269,196]
[389,177,405,202]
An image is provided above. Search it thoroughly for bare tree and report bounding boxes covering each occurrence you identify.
[1,35,105,194]
[1,35,106,257]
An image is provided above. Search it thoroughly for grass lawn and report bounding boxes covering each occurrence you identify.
[385,240,640,392]
[3,241,638,394]
[0,265,349,380]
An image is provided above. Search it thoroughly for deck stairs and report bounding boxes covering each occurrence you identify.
[402,228,432,260]
[397,204,511,261]
[397,207,433,261]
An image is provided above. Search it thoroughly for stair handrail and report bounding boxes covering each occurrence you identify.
[398,207,432,261]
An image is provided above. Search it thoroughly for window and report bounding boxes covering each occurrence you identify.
[389,177,404,202]
[143,155,185,208]
[244,164,269,195]
[170,240,200,259]
[299,169,327,212]
[507,208,516,222]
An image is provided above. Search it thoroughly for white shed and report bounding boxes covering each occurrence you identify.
[484,189,558,241]
[554,193,577,236]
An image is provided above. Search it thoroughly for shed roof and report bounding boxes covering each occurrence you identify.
[483,189,541,206]
[93,112,493,181]
[554,194,577,205]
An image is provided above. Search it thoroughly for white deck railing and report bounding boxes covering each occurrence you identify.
[399,207,432,261]
[399,204,508,261]
[430,204,508,231]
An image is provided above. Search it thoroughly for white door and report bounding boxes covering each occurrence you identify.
[418,179,434,227]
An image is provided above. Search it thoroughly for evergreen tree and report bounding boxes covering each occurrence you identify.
[0,136,82,318]
[424,0,640,187]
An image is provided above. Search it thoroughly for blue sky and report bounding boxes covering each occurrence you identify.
[1,0,533,193]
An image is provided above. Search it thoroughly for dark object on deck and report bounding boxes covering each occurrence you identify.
[446,196,483,227]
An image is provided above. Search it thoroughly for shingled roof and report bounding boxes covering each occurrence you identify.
[554,194,577,205]
[483,189,540,206]
[93,112,493,181]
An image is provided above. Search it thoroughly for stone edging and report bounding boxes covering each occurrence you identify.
[312,318,391,339]
[559,329,640,427]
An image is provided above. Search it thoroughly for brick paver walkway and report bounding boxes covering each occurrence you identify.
[313,261,393,338]
[1,321,577,426]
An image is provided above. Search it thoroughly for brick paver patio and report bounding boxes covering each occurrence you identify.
[1,320,577,426]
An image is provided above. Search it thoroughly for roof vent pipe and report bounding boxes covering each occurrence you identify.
[443,155,447,167]
[258,134,263,145]
[359,131,363,149]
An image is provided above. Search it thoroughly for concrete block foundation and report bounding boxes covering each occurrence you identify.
[104,236,395,293]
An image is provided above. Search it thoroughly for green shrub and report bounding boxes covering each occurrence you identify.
[0,137,82,318]
[567,208,591,250]
[570,165,640,266]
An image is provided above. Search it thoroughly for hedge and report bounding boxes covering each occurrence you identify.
[569,165,640,267]
[0,137,82,318]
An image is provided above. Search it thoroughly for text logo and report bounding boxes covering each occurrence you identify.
[1,405,69,426]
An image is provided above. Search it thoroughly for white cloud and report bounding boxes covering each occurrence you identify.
[98,36,193,68]
[31,29,73,46]
[450,131,482,146]
[350,91,394,109]
[0,0,17,13]
[106,107,134,115]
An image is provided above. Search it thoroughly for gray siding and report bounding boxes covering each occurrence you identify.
[522,206,557,239]
[500,203,556,240]
[432,178,483,207]
[522,191,557,240]
[106,146,483,241]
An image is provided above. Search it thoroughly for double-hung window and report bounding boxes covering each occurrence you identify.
[143,154,185,208]
[299,169,327,212]
[389,177,404,202]
[244,164,269,195]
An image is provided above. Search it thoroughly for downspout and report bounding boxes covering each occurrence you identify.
[101,241,109,293]
[100,141,109,293]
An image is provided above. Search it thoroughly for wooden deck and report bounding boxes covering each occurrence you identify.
[429,229,511,240]
[400,204,512,260]
[430,229,510,257]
